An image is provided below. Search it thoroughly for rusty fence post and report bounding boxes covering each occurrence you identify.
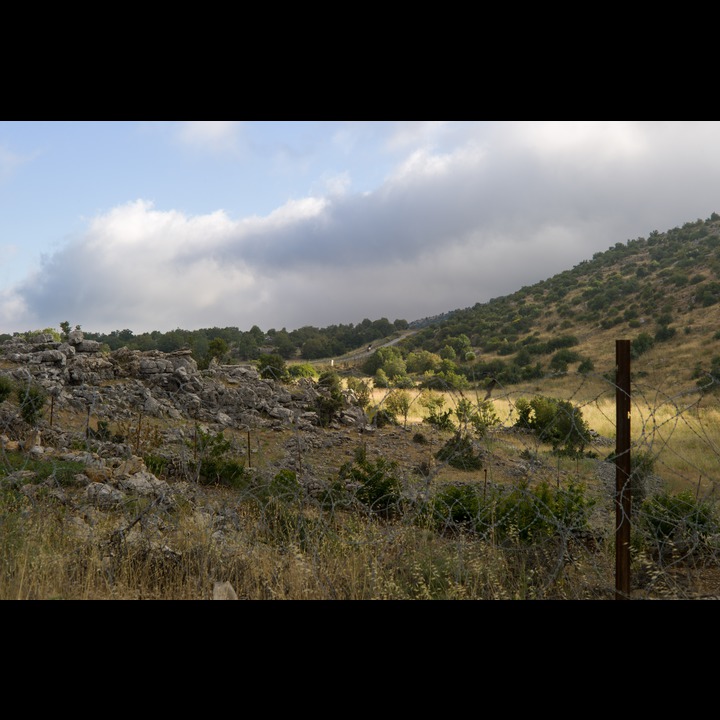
[615,339,632,600]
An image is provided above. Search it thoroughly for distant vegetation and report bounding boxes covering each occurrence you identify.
[5,212,720,599]
[4,212,720,395]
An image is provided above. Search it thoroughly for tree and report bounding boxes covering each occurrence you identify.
[514,396,591,457]
[207,337,229,363]
[385,390,412,428]
[257,353,288,382]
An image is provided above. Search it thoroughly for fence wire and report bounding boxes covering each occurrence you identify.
[1,333,719,599]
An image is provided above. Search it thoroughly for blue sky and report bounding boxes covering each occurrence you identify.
[2,121,720,336]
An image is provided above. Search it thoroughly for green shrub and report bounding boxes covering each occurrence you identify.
[428,483,487,532]
[257,353,288,381]
[369,407,398,428]
[270,469,303,501]
[345,376,371,408]
[17,384,47,426]
[335,444,402,517]
[631,332,654,358]
[287,363,317,380]
[493,479,595,543]
[422,408,455,431]
[424,478,595,544]
[384,390,411,427]
[435,432,483,471]
[0,376,13,403]
[514,396,591,457]
[638,489,719,560]
[315,370,344,426]
[187,425,247,488]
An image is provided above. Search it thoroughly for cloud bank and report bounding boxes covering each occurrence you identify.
[2,121,720,335]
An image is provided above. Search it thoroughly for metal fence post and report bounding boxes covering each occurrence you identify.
[615,339,632,599]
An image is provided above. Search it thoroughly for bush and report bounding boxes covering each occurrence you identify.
[420,391,456,431]
[631,332,654,359]
[0,376,12,404]
[493,479,595,543]
[345,376,371,408]
[638,490,720,560]
[315,371,344,427]
[423,478,595,543]
[514,396,591,457]
[257,353,288,381]
[428,483,486,532]
[17,384,47,426]
[435,432,483,471]
[335,445,403,517]
[287,363,317,380]
[188,425,248,488]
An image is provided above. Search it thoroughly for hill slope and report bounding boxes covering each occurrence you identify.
[396,212,720,390]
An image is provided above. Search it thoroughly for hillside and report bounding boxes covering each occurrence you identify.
[395,212,720,391]
[2,213,720,599]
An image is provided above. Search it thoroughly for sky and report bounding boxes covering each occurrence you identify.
[1,120,720,337]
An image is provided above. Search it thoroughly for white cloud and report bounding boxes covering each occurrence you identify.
[3,121,720,336]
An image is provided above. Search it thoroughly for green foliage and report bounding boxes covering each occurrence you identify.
[453,397,499,438]
[493,479,595,543]
[345,376,371,408]
[421,369,470,391]
[514,396,591,456]
[695,355,720,392]
[428,483,486,530]
[17,384,47,426]
[335,444,403,516]
[193,455,247,488]
[0,376,13,404]
[391,374,415,389]
[0,453,86,486]
[638,490,719,559]
[405,350,441,374]
[631,332,654,359]
[424,478,595,543]
[207,337,229,363]
[439,345,457,361]
[630,448,656,507]
[315,370,344,427]
[361,346,405,377]
[435,432,483,470]
[188,426,247,488]
[287,363,317,380]
[368,406,398,428]
[257,353,288,381]
[654,325,677,342]
[470,399,501,438]
[384,390,412,427]
[549,348,581,373]
[419,391,456,431]
[270,469,303,501]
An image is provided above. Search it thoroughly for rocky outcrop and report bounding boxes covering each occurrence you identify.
[0,332,374,598]
[0,331,368,432]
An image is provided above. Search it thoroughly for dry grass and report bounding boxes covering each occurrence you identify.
[3,346,720,599]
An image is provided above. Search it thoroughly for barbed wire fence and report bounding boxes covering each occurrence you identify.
[1,332,719,599]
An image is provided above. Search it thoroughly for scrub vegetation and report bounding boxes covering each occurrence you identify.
[3,213,720,599]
